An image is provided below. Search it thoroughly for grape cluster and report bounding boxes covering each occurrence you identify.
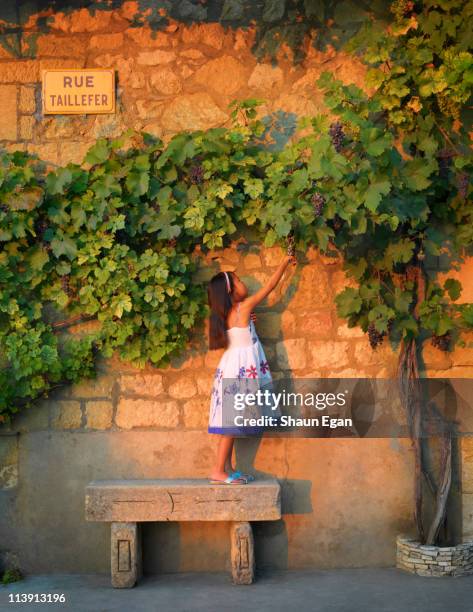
[0,203,8,213]
[167,238,177,248]
[286,233,295,256]
[367,322,386,350]
[61,274,72,297]
[311,192,326,216]
[458,173,469,199]
[331,214,343,231]
[189,165,204,185]
[329,122,345,153]
[34,218,52,252]
[431,332,451,352]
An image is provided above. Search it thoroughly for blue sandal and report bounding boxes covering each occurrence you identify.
[231,471,255,482]
[209,475,248,485]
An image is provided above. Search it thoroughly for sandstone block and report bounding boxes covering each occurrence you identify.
[19,86,36,113]
[289,265,331,308]
[231,522,255,585]
[19,115,34,140]
[161,93,228,133]
[297,311,332,338]
[137,50,176,65]
[85,478,281,521]
[115,399,179,429]
[0,85,17,140]
[70,375,115,399]
[111,522,142,588]
[181,24,225,49]
[451,342,473,367]
[243,253,261,270]
[263,246,284,267]
[273,93,321,118]
[309,340,350,369]
[168,378,197,400]
[136,99,164,119]
[120,373,164,396]
[0,61,38,83]
[69,8,113,33]
[183,397,209,429]
[248,63,283,92]
[50,400,82,430]
[196,372,214,395]
[90,33,124,49]
[336,320,365,339]
[331,269,359,294]
[180,49,205,60]
[125,27,169,47]
[422,340,453,370]
[205,349,223,368]
[149,69,182,95]
[36,34,88,57]
[257,313,282,340]
[85,401,113,430]
[276,338,307,370]
[193,55,247,96]
[353,340,394,367]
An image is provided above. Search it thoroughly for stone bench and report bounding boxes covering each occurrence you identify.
[85,478,281,588]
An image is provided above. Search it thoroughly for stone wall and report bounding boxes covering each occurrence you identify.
[0,4,367,161]
[1,3,473,576]
[396,535,473,577]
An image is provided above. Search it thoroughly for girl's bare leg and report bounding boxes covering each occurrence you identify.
[210,435,238,481]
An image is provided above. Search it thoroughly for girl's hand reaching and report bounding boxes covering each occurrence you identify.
[285,254,297,267]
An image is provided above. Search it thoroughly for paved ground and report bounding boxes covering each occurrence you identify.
[1,568,473,612]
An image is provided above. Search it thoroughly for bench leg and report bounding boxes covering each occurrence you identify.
[111,522,142,588]
[230,521,255,585]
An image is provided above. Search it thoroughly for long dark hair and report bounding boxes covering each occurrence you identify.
[207,271,234,350]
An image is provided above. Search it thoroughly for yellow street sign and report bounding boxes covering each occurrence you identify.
[42,69,115,115]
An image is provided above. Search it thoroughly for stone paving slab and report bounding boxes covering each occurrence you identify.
[2,568,473,612]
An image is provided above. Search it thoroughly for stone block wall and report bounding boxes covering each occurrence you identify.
[0,5,368,163]
[1,3,473,576]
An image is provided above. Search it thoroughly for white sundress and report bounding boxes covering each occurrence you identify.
[208,302,273,435]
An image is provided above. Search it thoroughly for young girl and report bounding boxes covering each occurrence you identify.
[207,254,296,484]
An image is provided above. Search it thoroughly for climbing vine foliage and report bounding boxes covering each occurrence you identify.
[1,0,472,423]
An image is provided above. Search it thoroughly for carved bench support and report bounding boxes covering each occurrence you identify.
[230,521,255,585]
[111,522,142,588]
[85,479,281,588]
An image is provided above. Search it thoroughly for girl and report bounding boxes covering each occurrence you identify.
[207,254,296,484]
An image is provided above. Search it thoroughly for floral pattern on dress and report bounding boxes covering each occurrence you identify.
[246,365,258,378]
[209,318,272,433]
[237,366,246,379]
[260,360,269,374]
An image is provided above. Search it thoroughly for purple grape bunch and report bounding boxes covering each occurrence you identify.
[329,121,345,153]
[189,165,204,185]
[311,192,326,216]
[61,274,72,297]
[431,332,451,352]
[287,233,295,256]
[367,322,386,350]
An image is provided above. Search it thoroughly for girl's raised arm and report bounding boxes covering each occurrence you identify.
[241,255,296,311]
